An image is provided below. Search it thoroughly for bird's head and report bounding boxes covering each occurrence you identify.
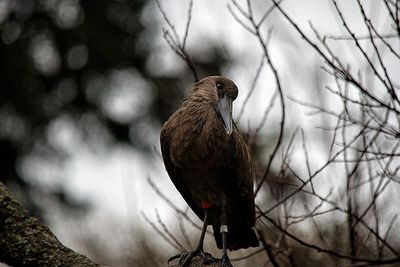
[195,76,238,135]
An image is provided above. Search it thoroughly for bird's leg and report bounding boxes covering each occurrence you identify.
[195,207,209,251]
[220,225,230,266]
[220,202,232,267]
[181,208,210,266]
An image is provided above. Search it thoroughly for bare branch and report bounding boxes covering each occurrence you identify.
[259,210,400,265]
[155,0,199,81]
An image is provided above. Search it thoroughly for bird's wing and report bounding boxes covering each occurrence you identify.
[232,125,256,225]
[160,124,205,221]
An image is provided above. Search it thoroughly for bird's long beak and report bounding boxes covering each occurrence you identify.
[217,96,233,135]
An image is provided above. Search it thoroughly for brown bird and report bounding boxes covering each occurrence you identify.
[160,76,258,266]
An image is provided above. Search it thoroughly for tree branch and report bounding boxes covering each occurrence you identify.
[0,181,102,267]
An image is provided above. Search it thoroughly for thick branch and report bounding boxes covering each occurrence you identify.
[167,253,228,267]
[0,181,102,267]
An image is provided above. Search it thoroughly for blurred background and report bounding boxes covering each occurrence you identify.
[1,0,399,266]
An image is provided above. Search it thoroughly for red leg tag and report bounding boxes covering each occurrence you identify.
[201,200,212,209]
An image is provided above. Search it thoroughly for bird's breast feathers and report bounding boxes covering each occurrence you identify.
[167,104,233,168]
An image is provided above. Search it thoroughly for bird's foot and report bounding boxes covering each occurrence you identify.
[220,254,233,267]
[167,253,182,264]
[176,250,216,266]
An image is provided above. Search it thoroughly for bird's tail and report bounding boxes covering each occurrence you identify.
[213,225,259,250]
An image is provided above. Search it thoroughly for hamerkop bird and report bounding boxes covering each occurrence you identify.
[160,76,258,266]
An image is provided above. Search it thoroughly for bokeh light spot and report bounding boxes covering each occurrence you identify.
[67,45,88,70]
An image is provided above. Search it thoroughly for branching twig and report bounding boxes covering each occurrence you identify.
[155,0,199,81]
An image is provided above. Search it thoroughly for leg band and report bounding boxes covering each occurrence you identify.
[220,225,228,233]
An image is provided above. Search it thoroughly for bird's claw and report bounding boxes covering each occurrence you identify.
[220,254,233,267]
[179,249,217,266]
[167,254,182,264]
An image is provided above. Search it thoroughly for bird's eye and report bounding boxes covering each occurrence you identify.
[216,83,223,90]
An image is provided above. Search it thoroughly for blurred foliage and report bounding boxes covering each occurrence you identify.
[0,0,230,220]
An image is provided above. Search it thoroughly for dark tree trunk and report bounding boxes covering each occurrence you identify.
[0,181,102,267]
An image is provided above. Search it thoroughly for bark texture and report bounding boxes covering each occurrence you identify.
[0,181,102,267]
[167,252,232,267]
